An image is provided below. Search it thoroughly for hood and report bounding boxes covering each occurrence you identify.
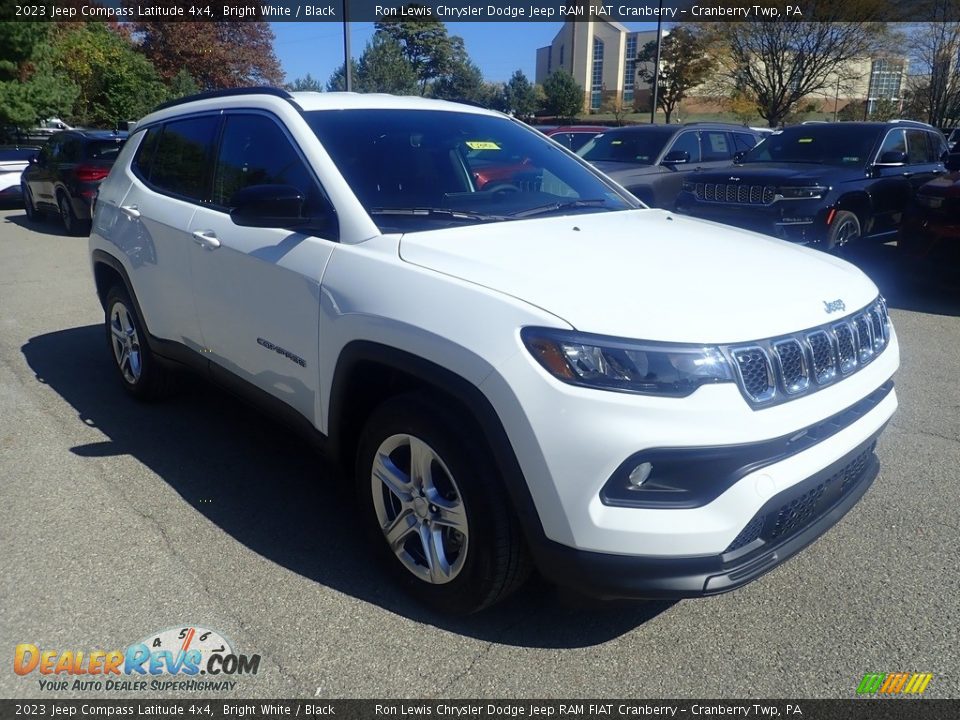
[398,209,879,344]
[695,163,861,185]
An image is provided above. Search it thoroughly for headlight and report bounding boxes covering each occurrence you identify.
[777,185,828,199]
[521,328,734,396]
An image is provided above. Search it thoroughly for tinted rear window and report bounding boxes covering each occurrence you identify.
[84,139,125,161]
[149,116,220,200]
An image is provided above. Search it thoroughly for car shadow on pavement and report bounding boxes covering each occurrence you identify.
[4,210,73,238]
[844,241,960,317]
[21,325,675,648]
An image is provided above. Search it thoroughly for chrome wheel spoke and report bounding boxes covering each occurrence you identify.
[384,509,417,549]
[420,523,451,583]
[431,497,468,534]
[372,451,413,502]
[408,436,434,489]
[110,324,127,344]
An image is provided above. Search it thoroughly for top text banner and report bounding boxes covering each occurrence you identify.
[1,0,944,23]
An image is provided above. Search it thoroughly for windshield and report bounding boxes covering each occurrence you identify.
[305,109,636,231]
[84,139,125,161]
[741,125,882,166]
[577,128,674,164]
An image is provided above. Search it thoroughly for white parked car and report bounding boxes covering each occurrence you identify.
[89,89,899,613]
[0,146,38,204]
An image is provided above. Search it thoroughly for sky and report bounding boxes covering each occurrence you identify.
[271,22,660,86]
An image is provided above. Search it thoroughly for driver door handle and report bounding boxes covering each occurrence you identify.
[191,230,221,250]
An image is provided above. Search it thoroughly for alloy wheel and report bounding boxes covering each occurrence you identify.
[370,433,469,584]
[109,302,142,384]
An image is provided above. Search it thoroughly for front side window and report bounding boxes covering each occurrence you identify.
[213,114,326,214]
[878,129,907,158]
[305,109,635,232]
[669,132,701,163]
[149,115,219,201]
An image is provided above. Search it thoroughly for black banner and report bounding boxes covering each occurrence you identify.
[2,700,960,720]
[0,0,954,23]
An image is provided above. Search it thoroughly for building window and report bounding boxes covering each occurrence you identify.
[623,34,637,105]
[560,45,564,68]
[591,37,604,110]
[547,47,552,74]
[867,58,904,115]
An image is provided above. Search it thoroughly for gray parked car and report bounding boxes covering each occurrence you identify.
[578,123,763,209]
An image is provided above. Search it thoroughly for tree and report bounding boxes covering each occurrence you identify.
[356,33,418,95]
[705,5,890,127]
[0,23,78,127]
[542,70,583,121]
[50,23,167,126]
[374,15,459,94]
[326,59,360,92]
[502,70,538,118]
[904,7,960,128]
[288,73,323,92]
[602,97,630,126]
[725,89,759,124]
[431,58,485,104]
[133,21,283,90]
[169,69,200,99]
[636,27,712,124]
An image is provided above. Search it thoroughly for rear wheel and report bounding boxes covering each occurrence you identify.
[58,190,87,236]
[104,285,172,400]
[356,393,530,614]
[826,210,861,252]
[22,183,40,221]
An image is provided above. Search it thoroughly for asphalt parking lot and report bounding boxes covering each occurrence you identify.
[1,205,958,700]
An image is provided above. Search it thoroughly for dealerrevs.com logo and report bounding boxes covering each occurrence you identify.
[14,626,260,692]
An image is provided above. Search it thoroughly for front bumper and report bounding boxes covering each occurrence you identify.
[533,427,882,599]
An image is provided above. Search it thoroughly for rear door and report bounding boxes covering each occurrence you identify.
[187,111,337,423]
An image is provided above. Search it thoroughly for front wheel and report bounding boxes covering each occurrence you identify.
[356,393,530,614]
[826,210,861,252]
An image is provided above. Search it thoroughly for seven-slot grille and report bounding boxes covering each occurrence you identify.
[725,298,891,407]
[695,183,775,205]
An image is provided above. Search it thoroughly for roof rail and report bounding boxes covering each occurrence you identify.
[682,121,753,128]
[887,118,934,128]
[151,86,294,113]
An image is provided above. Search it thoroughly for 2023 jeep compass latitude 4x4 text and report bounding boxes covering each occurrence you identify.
[89,89,899,613]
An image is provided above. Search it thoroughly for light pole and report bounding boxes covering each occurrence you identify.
[342,1,352,91]
[650,0,664,124]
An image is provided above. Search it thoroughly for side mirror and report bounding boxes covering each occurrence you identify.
[733,151,746,164]
[662,150,690,165]
[229,184,309,228]
[877,150,907,166]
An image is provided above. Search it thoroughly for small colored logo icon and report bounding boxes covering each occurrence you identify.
[856,672,933,695]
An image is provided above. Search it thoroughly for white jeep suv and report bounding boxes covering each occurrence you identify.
[89,89,899,613]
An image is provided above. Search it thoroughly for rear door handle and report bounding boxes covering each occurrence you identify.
[120,205,140,219]
[191,230,221,250]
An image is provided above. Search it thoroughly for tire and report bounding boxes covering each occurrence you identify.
[22,183,40,221]
[58,190,87,236]
[826,210,861,252]
[104,285,172,401]
[356,393,531,614]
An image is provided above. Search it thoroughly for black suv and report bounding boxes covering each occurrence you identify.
[577,123,762,208]
[21,129,127,235]
[675,120,948,251]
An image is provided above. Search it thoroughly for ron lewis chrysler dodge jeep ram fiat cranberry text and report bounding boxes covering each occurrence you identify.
[89,88,899,613]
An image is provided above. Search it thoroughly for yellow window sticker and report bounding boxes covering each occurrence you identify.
[798,138,813,143]
[466,141,501,150]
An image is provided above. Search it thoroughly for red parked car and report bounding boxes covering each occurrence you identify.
[900,155,960,265]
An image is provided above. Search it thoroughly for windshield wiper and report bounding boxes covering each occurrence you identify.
[370,207,507,222]
[508,198,610,219]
